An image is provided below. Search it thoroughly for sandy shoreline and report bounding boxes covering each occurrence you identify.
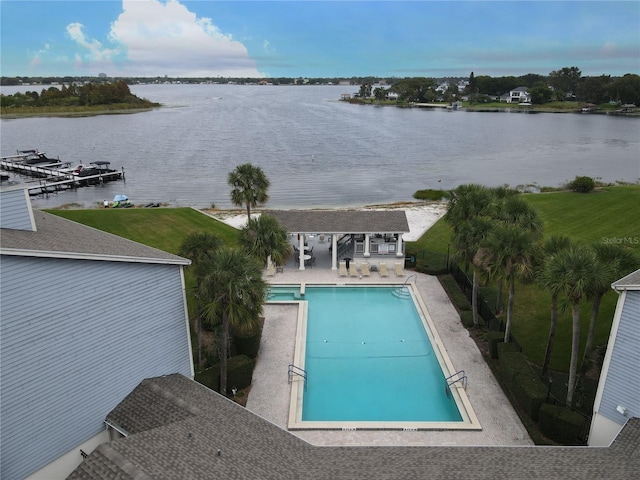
[205,201,447,242]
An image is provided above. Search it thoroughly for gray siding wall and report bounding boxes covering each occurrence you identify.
[599,291,640,425]
[0,256,193,480]
[0,189,34,231]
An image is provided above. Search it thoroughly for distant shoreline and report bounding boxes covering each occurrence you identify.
[0,107,156,119]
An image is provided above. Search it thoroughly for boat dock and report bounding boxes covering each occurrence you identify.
[1,153,125,196]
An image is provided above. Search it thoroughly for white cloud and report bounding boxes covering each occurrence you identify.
[29,43,51,68]
[104,0,264,77]
[67,23,121,63]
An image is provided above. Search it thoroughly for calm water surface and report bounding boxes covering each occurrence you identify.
[1,84,638,209]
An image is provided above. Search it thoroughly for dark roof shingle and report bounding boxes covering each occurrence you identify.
[68,374,640,480]
[1,210,188,265]
[267,210,410,234]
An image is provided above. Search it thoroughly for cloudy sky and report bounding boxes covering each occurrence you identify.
[1,0,638,78]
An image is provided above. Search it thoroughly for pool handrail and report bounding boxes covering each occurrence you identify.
[288,364,307,389]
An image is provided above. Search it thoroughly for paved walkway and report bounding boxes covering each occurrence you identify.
[246,265,532,447]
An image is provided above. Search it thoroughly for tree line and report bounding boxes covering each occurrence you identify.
[0,80,159,109]
[374,68,640,105]
[444,184,639,407]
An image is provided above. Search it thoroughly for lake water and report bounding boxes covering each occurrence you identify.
[1,84,638,209]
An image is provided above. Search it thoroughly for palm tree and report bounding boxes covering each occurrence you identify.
[199,247,268,395]
[493,194,543,313]
[444,184,494,272]
[228,163,270,221]
[486,224,537,343]
[580,243,639,374]
[451,216,495,326]
[496,195,544,239]
[537,235,573,376]
[238,214,291,268]
[544,244,604,406]
[178,232,224,367]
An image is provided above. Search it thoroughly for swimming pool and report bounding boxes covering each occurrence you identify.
[268,284,480,430]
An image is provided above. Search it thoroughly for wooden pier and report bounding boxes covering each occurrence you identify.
[1,155,125,196]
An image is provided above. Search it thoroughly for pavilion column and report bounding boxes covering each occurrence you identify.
[331,234,338,270]
[396,234,404,257]
[299,234,305,270]
[364,233,371,258]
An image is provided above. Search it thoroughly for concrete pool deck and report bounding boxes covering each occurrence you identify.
[246,268,533,447]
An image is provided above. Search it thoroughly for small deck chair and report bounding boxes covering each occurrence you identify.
[360,262,371,277]
[379,262,389,277]
[339,260,348,277]
[394,262,405,277]
[349,262,359,277]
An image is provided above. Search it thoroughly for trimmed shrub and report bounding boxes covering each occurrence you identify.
[233,330,262,358]
[500,351,532,382]
[486,333,503,359]
[226,355,255,391]
[539,403,585,445]
[459,310,474,328]
[568,176,595,193]
[195,364,220,392]
[500,350,547,421]
[512,371,547,421]
[440,275,472,311]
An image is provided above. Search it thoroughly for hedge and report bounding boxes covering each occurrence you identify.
[440,274,472,311]
[226,355,255,391]
[233,330,262,358]
[459,310,475,328]
[195,355,255,394]
[511,370,547,421]
[488,331,505,359]
[500,350,547,421]
[497,341,519,359]
[195,364,220,392]
[500,351,532,382]
[538,403,585,445]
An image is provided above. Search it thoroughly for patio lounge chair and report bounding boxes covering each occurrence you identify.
[349,263,359,277]
[379,262,389,277]
[339,261,348,277]
[394,262,405,277]
[361,262,371,277]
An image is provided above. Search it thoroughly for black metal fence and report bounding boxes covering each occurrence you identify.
[411,249,592,444]
[448,261,523,351]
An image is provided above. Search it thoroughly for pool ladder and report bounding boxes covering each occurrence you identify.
[288,364,307,389]
[444,370,467,398]
[392,274,416,299]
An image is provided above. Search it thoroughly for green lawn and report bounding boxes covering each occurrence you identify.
[408,185,640,372]
[48,186,639,373]
[48,207,240,254]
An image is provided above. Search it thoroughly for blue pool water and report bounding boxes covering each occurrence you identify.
[270,286,462,422]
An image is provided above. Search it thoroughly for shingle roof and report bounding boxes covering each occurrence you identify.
[68,374,640,480]
[0,210,188,265]
[267,210,410,234]
[612,268,640,290]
